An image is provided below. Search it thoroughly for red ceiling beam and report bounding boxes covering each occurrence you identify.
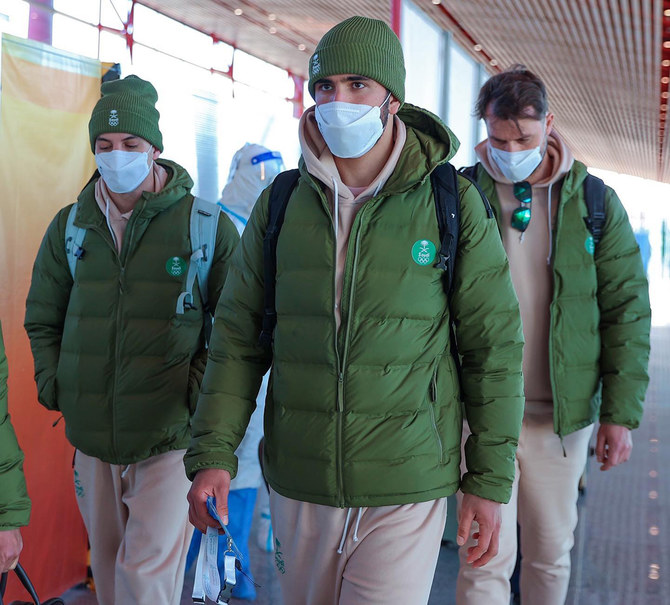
[660,1,670,178]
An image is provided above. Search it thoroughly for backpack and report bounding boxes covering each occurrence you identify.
[460,163,607,245]
[64,196,221,334]
[258,163,493,349]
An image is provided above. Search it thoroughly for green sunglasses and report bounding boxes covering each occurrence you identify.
[511,181,532,232]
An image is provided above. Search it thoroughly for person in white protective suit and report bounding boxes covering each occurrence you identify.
[187,143,284,600]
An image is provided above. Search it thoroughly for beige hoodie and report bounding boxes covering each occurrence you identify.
[475,131,574,413]
[298,106,407,327]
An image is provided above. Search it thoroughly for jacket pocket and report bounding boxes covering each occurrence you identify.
[427,364,444,464]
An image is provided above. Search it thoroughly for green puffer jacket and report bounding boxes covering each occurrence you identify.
[475,161,650,436]
[185,105,525,506]
[24,160,239,465]
[0,322,31,530]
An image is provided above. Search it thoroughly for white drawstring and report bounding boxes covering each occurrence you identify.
[546,182,554,265]
[337,507,352,554]
[104,196,119,251]
[337,507,364,554]
[373,180,383,197]
[353,507,363,542]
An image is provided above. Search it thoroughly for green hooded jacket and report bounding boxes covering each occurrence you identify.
[24,160,239,465]
[185,105,525,506]
[474,161,650,436]
[0,321,31,530]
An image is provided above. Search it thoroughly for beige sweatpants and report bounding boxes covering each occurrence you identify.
[456,413,593,605]
[269,488,447,605]
[74,449,192,605]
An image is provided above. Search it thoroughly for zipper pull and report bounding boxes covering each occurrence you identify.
[52,414,64,427]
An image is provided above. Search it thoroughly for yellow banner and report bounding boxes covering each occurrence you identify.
[0,33,101,599]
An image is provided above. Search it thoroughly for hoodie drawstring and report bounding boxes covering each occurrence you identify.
[337,507,351,554]
[337,507,364,554]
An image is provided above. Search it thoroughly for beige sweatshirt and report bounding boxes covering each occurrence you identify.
[475,131,574,412]
[95,162,169,252]
[298,107,407,327]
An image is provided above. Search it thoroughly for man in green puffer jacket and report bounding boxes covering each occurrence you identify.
[456,66,651,605]
[0,321,31,573]
[24,75,238,605]
[185,17,525,605]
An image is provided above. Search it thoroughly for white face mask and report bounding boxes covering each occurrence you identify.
[489,145,544,183]
[95,148,153,193]
[315,93,391,159]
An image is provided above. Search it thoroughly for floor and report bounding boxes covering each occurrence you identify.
[59,326,670,605]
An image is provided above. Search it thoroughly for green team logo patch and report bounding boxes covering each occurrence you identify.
[411,239,437,266]
[165,256,187,277]
[584,236,595,255]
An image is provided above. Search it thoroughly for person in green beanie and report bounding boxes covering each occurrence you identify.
[0,320,31,573]
[185,16,524,605]
[24,74,239,605]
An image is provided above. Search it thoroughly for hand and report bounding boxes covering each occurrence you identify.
[0,528,23,572]
[595,423,632,471]
[457,493,502,568]
[187,468,231,533]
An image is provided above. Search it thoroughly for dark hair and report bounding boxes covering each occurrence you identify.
[475,64,548,122]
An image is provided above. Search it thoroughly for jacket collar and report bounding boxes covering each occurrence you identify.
[74,159,194,228]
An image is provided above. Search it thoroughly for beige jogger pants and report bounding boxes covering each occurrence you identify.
[269,488,447,605]
[456,412,593,605]
[74,449,192,605]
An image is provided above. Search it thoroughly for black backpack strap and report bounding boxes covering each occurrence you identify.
[583,174,607,245]
[259,168,300,349]
[430,162,460,295]
[458,163,494,219]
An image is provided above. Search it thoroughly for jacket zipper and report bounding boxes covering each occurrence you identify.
[315,188,345,506]
[335,213,366,506]
[94,202,142,461]
[548,188,562,441]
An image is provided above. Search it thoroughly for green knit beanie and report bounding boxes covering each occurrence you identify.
[308,16,405,105]
[88,75,163,152]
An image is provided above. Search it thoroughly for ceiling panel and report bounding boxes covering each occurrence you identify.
[134,0,666,183]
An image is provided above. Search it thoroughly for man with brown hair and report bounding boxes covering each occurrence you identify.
[457,65,650,605]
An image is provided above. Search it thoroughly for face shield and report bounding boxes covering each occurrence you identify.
[250,150,285,183]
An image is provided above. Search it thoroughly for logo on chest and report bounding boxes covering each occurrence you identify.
[411,239,437,266]
[165,256,187,277]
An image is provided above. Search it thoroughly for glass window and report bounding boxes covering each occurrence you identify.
[53,0,99,24]
[52,13,99,59]
[212,39,234,75]
[477,65,489,144]
[0,0,29,39]
[233,49,294,98]
[133,4,214,69]
[98,29,129,65]
[401,1,444,117]
[100,0,132,30]
[447,43,478,168]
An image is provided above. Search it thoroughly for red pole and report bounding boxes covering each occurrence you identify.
[28,0,53,44]
[390,0,401,37]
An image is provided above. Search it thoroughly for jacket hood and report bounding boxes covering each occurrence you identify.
[298,103,459,198]
[475,130,574,189]
[76,159,194,228]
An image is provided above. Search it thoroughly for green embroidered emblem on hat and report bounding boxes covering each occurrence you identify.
[166,256,187,277]
[585,235,595,255]
[411,239,436,266]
